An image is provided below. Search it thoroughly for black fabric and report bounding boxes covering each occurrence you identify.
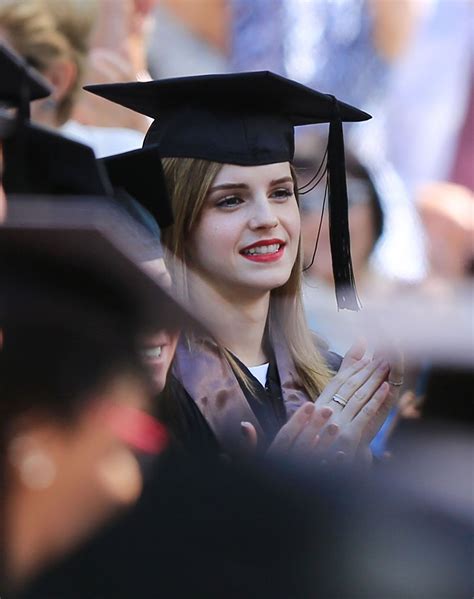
[231,353,286,445]
[156,375,220,455]
[3,122,113,196]
[100,145,173,229]
[15,451,474,599]
[0,225,196,335]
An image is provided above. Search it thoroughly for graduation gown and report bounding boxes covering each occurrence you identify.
[157,336,342,455]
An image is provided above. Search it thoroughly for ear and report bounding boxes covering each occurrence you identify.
[44,58,77,103]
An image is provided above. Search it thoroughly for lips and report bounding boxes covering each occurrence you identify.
[240,238,286,262]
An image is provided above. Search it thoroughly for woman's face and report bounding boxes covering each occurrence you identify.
[188,162,301,297]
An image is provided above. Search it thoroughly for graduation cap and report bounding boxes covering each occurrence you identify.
[0,43,52,138]
[0,223,199,335]
[2,121,113,196]
[0,44,51,110]
[85,71,372,309]
[2,122,170,256]
[100,144,174,230]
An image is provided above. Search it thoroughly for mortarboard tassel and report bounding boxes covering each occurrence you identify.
[327,98,360,310]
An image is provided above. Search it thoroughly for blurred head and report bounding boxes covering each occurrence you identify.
[296,138,383,285]
[0,310,159,585]
[0,0,97,126]
[417,182,474,279]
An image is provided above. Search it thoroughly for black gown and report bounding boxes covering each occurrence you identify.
[156,346,342,454]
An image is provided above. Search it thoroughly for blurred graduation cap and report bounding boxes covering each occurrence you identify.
[0,222,199,335]
[85,71,371,309]
[0,43,52,137]
[100,144,173,230]
[2,121,113,196]
[2,122,172,257]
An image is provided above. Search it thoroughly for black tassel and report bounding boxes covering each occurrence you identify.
[327,98,360,310]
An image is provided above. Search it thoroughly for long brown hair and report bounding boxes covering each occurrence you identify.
[161,157,333,398]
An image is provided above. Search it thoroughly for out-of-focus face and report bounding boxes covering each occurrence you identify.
[139,257,179,393]
[300,177,377,284]
[188,162,301,298]
[6,374,159,585]
[140,329,180,393]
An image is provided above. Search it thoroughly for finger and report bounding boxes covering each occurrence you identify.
[388,350,404,386]
[341,359,390,421]
[351,382,390,433]
[339,337,367,370]
[292,406,333,453]
[313,422,340,454]
[316,356,371,408]
[328,358,389,417]
[270,403,315,453]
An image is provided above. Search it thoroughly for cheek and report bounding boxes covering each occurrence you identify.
[190,218,239,267]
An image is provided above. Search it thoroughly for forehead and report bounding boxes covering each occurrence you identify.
[212,162,292,186]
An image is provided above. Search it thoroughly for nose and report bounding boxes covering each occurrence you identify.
[248,196,279,230]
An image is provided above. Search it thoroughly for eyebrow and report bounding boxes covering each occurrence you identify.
[209,176,294,193]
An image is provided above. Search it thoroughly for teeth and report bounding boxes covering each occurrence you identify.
[141,346,162,359]
[243,243,280,255]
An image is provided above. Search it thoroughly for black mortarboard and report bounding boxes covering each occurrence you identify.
[100,144,173,229]
[0,44,51,138]
[2,121,112,196]
[0,44,51,109]
[2,123,168,258]
[85,71,371,309]
[0,223,198,334]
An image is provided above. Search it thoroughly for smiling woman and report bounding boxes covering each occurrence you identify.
[85,72,403,463]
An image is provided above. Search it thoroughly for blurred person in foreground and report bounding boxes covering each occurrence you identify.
[16,311,473,599]
[0,0,145,156]
[0,220,190,592]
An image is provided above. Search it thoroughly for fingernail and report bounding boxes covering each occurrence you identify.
[321,406,332,419]
[304,403,315,415]
[328,423,339,436]
[336,451,345,463]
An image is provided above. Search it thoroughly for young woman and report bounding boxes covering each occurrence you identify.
[86,71,404,462]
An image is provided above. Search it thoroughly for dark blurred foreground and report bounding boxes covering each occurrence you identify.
[18,430,473,599]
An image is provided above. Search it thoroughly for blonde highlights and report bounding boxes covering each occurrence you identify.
[0,0,97,124]
[161,157,333,398]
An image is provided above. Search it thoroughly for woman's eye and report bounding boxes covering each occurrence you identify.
[216,195,243,208]
[271,188,294,200]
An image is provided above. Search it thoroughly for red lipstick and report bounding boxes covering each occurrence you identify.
[240,238,285,263]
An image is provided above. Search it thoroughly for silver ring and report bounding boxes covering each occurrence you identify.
[388,379,404,387]
[331,393,348,407]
